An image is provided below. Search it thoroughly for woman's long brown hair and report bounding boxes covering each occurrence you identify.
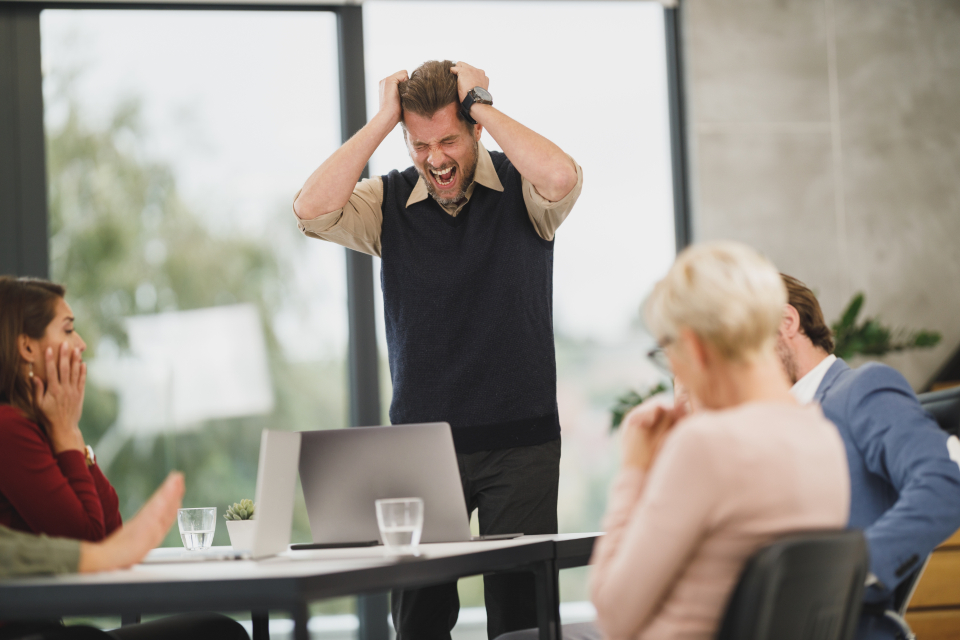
[0,276,65,423]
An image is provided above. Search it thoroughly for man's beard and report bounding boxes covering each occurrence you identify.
[776,336,799,384]
[418,139,479,206]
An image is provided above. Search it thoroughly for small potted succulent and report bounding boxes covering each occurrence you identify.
[224,499,256,550]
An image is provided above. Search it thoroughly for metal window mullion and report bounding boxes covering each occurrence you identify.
[337,7,390,640]
[665,3,693,252]
[0,5,48,278]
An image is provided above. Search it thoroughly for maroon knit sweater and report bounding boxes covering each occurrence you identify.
[0,404,121,541]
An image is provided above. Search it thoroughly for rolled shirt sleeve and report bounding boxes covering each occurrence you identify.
[294,177,384,258]
[0,525,80,577]
[295,150,583,252]
[521,156,583,242]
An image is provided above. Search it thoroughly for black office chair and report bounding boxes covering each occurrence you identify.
[716,530,868,640]
[919,385,960,437]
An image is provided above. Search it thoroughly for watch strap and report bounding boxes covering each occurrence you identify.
[461,92,479,125]
[461,88,492,125]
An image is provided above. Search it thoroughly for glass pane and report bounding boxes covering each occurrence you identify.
[363,0,676,623]
[41,8,347,560]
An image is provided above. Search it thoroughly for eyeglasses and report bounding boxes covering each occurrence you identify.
[647,338,674,375]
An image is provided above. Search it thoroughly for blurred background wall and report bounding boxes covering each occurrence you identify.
[683,0,960,390]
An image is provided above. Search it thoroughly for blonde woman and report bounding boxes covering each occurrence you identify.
[587,241,850,640]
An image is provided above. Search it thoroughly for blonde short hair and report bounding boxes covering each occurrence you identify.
[644,241,786,361]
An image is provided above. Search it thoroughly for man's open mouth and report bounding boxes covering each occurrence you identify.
[429,165,457,188]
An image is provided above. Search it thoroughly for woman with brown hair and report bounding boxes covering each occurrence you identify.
[0,276,121,541]
[0,276,248,640]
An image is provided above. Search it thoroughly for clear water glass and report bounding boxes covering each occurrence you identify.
[178,507,216,550]
[375,497,424,556]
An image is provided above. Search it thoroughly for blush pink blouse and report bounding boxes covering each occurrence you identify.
[589,402,850,640]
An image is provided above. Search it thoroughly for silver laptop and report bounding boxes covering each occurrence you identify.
[142,429,301,563]
[248,429,301,558]
[298,423,473,545]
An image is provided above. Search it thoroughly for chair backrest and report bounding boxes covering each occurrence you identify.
[918,386,960,437]
[716,530,868,640]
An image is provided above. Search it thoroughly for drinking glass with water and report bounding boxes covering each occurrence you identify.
[375,498,424,556]
[178,507,217,550]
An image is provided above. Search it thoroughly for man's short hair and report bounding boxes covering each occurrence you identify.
[780,274,835,354]
[645,241,786,362]
[399,60,468,125]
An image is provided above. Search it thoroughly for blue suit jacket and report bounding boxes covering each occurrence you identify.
[816,359,960,622]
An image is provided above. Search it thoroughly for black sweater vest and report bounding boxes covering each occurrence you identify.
[380,151,560,453]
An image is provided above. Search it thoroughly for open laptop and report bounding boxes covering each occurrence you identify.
[142,429,301,563]
[297,422,520,548]
[247,429,301,558]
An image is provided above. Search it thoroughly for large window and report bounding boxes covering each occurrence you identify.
[363,0,676,628]
[40,10,354,627]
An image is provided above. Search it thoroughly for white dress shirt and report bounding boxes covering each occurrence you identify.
[790,355,838,405]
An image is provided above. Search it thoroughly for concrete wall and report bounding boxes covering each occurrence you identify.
[683,0,960,390]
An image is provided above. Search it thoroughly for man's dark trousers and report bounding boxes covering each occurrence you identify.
[391,439,561,640]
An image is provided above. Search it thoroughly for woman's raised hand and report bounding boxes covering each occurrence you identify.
[33,341,86,454]
[80,472,185,572]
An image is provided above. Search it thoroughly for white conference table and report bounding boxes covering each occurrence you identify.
[0,533,599,640]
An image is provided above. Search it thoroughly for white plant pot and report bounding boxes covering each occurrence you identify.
[225,519,256,550]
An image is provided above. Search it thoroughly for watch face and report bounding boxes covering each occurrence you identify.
[473,87,493,103]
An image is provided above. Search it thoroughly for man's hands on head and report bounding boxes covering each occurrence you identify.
[379,69,409,127]
[620,395,688,472]
[450,62,489,103]
[448,62,578,203]
[79,472,185,573]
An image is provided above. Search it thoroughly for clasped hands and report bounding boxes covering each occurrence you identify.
[619,391,689,473]
[33,341,87,455]
[377,61,490,126]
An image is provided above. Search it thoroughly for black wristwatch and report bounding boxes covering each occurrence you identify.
[461,87,493,125]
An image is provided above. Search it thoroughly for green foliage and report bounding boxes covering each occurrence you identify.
[832,293,941,360]
[224,499,255,521]
[610,382,668,431]
[47,96,281,355]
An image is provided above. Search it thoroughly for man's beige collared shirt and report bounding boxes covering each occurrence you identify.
[295,143,583,257]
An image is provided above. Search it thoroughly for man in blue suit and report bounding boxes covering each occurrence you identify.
[777,274,960,640]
